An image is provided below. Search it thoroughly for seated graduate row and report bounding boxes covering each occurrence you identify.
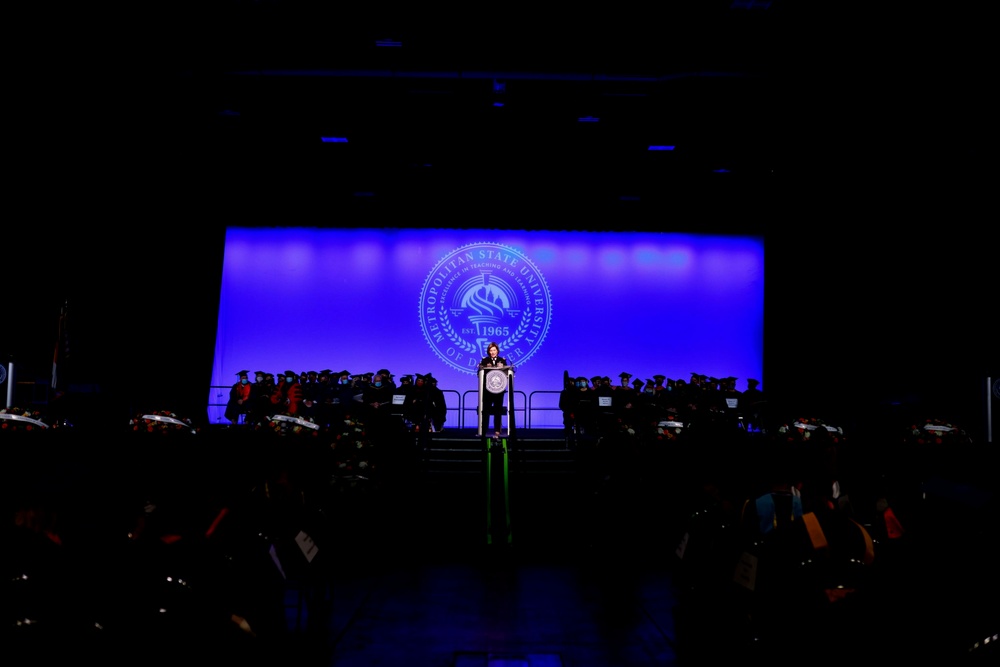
[225,368,766,433]
[225,369,448,431]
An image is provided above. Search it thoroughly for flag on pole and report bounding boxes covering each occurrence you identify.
[52,300,70,393]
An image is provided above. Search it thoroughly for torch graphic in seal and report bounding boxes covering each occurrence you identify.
[460,271,511,355]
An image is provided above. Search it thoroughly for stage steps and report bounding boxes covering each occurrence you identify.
[420,428,576,476]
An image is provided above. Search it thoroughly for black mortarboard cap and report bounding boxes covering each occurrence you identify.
[653,374,666,382]
[236,370,250,377]
[631,379,644,388]
[377,368,391,377]
[747,378,760,387]
[400,374,413,383]
[619,372,632,379]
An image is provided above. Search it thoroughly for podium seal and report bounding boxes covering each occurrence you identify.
[485,368,508,394]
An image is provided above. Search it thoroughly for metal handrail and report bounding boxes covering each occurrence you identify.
[460,389,528,431]
[209,384,566,429]
[526,390,563,429]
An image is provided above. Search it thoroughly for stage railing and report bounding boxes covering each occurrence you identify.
[526,390,562,429]
[209,385,565,429]
[453,389,564,430]
[461,389,527,432]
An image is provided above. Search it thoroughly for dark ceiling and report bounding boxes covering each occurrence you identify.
[112,1,989,216]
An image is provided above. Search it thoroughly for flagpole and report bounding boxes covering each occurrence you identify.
[4,359,13,408]
[51,300,68,397]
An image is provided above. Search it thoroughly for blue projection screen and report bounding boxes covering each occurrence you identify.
[209,228,764,428]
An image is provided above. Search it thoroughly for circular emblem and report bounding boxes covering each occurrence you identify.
[485,369,508,394]
[0,364,6,385]
[419,242,553,374]
[993,377,1000,400]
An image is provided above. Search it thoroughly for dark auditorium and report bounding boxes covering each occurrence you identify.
[5,4,996,666]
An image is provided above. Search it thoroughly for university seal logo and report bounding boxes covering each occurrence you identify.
[484,369,509,394]
[419,243,553,374]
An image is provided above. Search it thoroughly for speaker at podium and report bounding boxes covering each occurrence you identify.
[477,363,515,437]
[477,341,515,437]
